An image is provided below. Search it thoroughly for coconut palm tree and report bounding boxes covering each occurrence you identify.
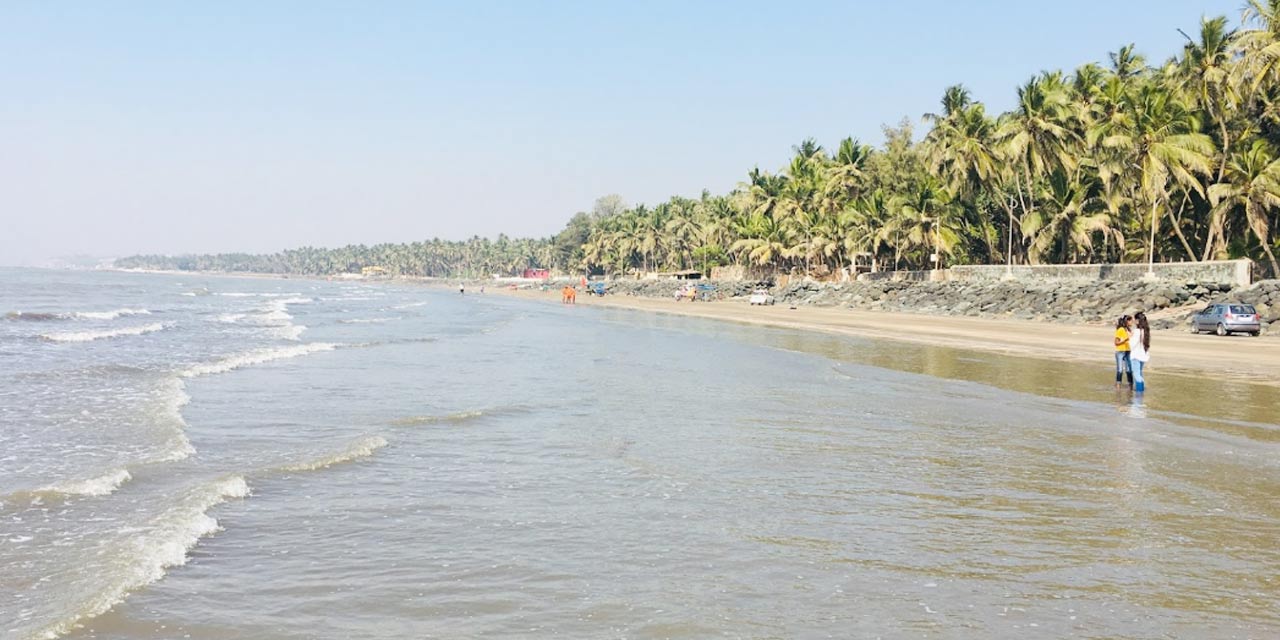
[1208,140,1280,274]
[1103,82,1215,269]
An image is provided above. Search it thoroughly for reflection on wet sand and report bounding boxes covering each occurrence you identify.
[763,329,1280,440]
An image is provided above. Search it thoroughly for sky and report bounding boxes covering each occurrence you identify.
[0,0,1245,265]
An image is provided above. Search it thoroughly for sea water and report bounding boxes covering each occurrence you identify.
[1,267,1277,639]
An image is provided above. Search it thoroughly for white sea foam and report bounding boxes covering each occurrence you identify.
[33,476,250,640]
[150,377,196,463]
[41,322,167,343]
[391,409,486,426]
[215,313,247,324]
[258,310,292,323]
[180,343,339,378]
[271,324,307,341]
[277,435,388,472]
[391,301,429,309]
[38,468,133,497]
[338,316,401,324]
[74,308,152,321]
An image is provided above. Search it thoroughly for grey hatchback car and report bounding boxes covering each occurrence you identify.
[1190,303,1262,336]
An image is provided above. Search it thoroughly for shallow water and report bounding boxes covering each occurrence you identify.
[2,268,1277,639]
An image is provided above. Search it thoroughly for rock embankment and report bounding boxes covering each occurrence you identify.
[583,277,1280,333]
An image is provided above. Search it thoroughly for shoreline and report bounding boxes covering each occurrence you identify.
[98,267,1280,387]
[486,286,1280,388]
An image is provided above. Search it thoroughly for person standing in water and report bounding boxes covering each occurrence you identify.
[1114,315,1132,389]
[459,283,465,295]
[1129,312,1151,393]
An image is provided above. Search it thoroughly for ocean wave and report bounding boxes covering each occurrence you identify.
[40,322,168,343]
[257,309,292,323]
[274,435,388,473]
[31,476,250,640]
[180,342,339,378]
[271,324,307,341]
[390,301,429,310]
[337,316,402,324]
[38,468,133,497]
[74,308,152,321]
[215,312,247,323]
[389,405,535,426]
[151,377,197,463]
[5,311,66,321]
[5,308,150,322]
[0,469,134,507]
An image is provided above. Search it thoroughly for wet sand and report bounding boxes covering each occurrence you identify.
[493,287,1280,387]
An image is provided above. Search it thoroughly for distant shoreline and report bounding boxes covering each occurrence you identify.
[483,285,1280,389]
[102,267,1280,387]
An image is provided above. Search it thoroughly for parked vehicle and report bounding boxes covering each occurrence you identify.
[586,282,607,296]
[1190,303,1262,336]
[748,288,775,306]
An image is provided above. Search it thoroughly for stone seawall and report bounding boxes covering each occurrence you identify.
[578,276,1280,333]
[858,260,1253,287]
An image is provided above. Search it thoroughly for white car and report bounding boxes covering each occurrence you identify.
[748,288,775,306]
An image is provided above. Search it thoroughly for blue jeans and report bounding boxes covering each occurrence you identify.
[1114,351,1131,384]
[1131,359,1146,392]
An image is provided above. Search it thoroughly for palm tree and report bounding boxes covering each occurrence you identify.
[1237,1,1280,93]
[884,178,959,270]
[730,213,793,269]
[1103,82,1215,270]
[1178,16,1239,186]
[1208,140,1280,274]
[996,75,1081,250]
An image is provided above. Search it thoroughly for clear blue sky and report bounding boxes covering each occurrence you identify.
[0,0,1243,265]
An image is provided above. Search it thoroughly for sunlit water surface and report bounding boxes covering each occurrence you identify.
[1,268,1277,640]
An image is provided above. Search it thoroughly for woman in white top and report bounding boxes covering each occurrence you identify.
[1129,312,1151,393]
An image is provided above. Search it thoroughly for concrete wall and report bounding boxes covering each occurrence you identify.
[856,260,1252,286]
[947,260,1252,286]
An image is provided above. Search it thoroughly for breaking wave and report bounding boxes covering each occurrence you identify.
[40,322,168,343]
[75,308,152,321]
[30,476,250,640]
[6,308,151,322]
[1,469,135,508]
[271,324,307,341]
[29,465,133,499]
[390,405,537,427]
[274,435,388,473]
[180,343,340,378]
[338,316,401,324]
[5,311,65,321]
[390,301,428,310]
[39,468,133,497]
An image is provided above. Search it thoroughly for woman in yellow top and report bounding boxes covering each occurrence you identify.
[1114,315,1133,389]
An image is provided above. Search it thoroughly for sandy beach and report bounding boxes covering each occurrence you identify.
[494,287,1280,387]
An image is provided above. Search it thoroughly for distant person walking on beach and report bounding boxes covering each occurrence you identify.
[459,283,465,295]
[1130,312,1151,393]
[1114,315,1133,389]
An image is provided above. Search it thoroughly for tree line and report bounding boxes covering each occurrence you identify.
[118,3,1280,279]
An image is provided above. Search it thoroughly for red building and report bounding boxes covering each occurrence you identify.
[522,268,550,279]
